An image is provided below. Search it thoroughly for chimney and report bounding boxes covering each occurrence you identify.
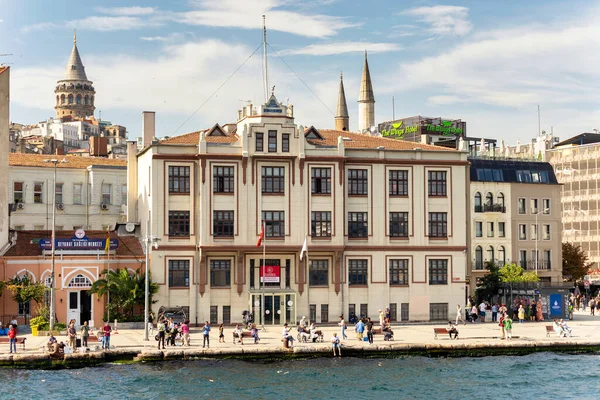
[126,141,138,222]
[142,111,156,148]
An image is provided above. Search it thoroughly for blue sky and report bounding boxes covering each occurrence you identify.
[1,0,599,144]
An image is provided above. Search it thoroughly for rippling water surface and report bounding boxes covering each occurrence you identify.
[1,353,599,399]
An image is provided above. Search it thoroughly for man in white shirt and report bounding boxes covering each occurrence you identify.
[479,302,487,323]
[282,323,294,348]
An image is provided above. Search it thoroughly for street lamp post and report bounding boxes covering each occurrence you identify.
[43,158,66,330]
[143,219,159,341]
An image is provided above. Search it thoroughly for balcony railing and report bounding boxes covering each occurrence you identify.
[520,260,551,270]
[472,260,506,271]
[474,203,506,213]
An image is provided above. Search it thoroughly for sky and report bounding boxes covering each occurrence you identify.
[1,0,600,144]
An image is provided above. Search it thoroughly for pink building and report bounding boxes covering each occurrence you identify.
[0,230,144,327]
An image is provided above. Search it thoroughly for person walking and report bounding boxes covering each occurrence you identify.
[80,321,90,348]
[8,324,17,354]
[156,319,166,350]
[518,305,525,323]
[218,323,225,343]
[355,318,365,341]
[338,315,347,340]
[499,313,506,340]
[366,318,374,344]
[456,304,466,326]
[331,333,341,357]
[504,315,514,340]
[147,311,155,336]
[202,321,211,348]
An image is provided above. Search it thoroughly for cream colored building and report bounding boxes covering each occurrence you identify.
[130,90,469,326]
[8,154,127,231]
[0,67,9,253]
[468,158,562,290]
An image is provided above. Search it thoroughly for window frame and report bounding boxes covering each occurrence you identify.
[518,198,526,214]
[311,168,331,195]
[389,170,409,196]
[543,198,550,214]
[389,259,409,285]
[518,224,527,240]
[256,132,264,152]
[428,171,447,197]
[13,182,24,204]
[348,212,368,238]
[311,211,332,238]
[213,166,235,194]
[428,212,448,238]
[475,221,483,238]
[543,224,551,240]
[389,212,409,238]
[261,166,285,194]
[262,211,285,237]
[498,222,506,238]
[34,182,43,204]
[309,259,329,287]
[282,133,290,152]
[428,259,448,285]
[101,183,112,205]
[268,130,277,153]
[348,169,368,196]
[348,259,368,286]
[168,166,191,194]
[168,259,190,287]
[213,210,234,237]
[55,183,63,205]
[168,210,191,237]
[121,184,127,205]
[210,259,231,287]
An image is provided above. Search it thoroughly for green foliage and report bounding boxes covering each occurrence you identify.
[475,262,502,301]
[88,267,159,319]
[562,242,591,282]
[29,315,48,328]
[6,275,47,304]
[499,263,540,283]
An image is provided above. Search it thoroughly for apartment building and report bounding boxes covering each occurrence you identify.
[8,153,127,231]
[129,93,470,326]
[468,158,562,290]
[0,67,9,253]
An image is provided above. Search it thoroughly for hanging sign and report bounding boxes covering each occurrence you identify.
[260,265,281,283]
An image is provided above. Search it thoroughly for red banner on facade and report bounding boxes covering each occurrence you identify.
[260,265,280,283]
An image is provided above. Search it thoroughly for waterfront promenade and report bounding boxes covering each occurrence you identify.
[1,310,598,368]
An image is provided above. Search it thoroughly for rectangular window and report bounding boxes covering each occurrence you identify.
[213,211,234,237]
[348,212,368,238]
[310,304,317,323]
[168,166,190,194]
[262,211,285,237]
[223,306,231,324]
[430,303,448,321]
[168,210,190,237]
[499,222,506,237]
[487,222,494,237]
[34,182,43,204]
[101,183,112,205]
[18,301,30,316]
[519,224,526,240]
[282,133,290,152]
[531,224,538,240]
[210,306,218,323]
[428,212,448,238]
[321,304,329,323]
[13,182,24,203]
[544,250,551,269]
[518,198,526,214]
[348,259,368,286]
[475,221,483,237]
[213,166,235,193]
[389,303,397,322]
[428,171,447,196]
[349,304,356,321]
[389,170,408,196]
[311,168,331,194]
[311,211,332,237]
[168,260,189,287]
[268,130,277,152]
[256,132,264,152]
[285,259,291,289]
[401,303,409,322]
[250,259,255,289]
[543,224,551,240]
[389,259,409,285]
[530,198,538,214]
[121,184,127,205]
[262,166,285,194]
[360,304,368,319]
[429,259,448,285]
[348,169,368,195]
[543,199,550,214]
[519,250,527,268]
[309,260,328,286]
[55,183,63,205]
[210,260,231,287]
[389,212,409,237]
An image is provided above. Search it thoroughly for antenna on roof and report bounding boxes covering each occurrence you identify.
[262,15,269,103]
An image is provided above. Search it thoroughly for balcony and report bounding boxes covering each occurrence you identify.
[472,260,506,271]
[520,260,551,271]
[474,203,506,213]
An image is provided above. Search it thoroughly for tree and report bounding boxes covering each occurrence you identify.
[562,242,591,282]
[499,263,540,283]
[6,275,47,305]
[475,262,503,301]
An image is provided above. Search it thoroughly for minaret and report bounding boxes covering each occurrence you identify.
[334,72,349,131]
[54,30,96,119]
[358,50,375,133]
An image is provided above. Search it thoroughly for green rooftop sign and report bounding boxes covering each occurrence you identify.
[380,118,464,139]
[381,121,418,139]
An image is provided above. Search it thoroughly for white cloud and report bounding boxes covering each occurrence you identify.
[95,6,156,16]
[140,36,170,42]
[22,16,158,33]
[280,42,401,56]
[402,5,472,37]
[179,0,358,38]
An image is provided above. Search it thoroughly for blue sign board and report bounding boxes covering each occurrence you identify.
[549,294,563,317]
[40,235,118,251]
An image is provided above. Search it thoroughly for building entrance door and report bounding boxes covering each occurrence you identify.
[251,293,296,326]
[67,290,92,326]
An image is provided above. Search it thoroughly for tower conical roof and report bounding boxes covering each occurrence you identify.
[63,31,88,81]
[358,50,374,103]
[336,72,349,118]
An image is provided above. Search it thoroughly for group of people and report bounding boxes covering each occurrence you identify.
[552,318,572,337]
[297,316,323,343]
[155,318,191,349]
[463,297,545,324]
[571,293,600,316]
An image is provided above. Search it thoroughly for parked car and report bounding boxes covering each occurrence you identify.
[158,306,187,324]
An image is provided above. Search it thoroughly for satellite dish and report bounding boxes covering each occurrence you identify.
[125,222,135,233]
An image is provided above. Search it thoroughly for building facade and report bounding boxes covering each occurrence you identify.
[8,154,127,231]
[130,95,469,326]
[0,67,9,253]
[468,159,562,291]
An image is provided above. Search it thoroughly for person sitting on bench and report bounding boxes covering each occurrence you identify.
[233,324,244,344]
[297,324,310,342]
[446,321,459,340]
[559,319,572,337]
[553,318,565,337]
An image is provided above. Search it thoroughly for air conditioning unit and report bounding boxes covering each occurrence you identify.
[56,203,64,211]
[17,203,25,210]
[100,203,109,211]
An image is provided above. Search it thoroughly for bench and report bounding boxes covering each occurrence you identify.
[0,337,26,350]
[545,326,554,337]
[433,328,450,340]
[232,331,252,343]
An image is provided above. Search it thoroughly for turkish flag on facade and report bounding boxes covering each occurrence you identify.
[256,223,264,247]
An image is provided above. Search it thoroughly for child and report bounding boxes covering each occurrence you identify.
[218,323,225,343]
[331,332,341,357]
[518,305,525,324]
[503,315,513,340]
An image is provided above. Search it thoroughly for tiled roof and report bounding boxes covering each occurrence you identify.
[160,129,239,145]
[9,153,126,169]
[4,230,144,258]
[312,130,457,151]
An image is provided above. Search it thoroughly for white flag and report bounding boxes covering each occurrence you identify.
[300,237,308,261]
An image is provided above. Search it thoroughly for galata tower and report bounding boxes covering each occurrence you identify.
[54,31,96,118]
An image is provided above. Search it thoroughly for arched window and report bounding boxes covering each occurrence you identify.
[76,94,82,105]
[498,192,505,208]
[487,246,494,263]
[61,94,66,104]
[84,95,89,105]
[498,246,506,266]
[485,192,493,207]
[475,246,483,270]
[68,94,74,104]
[474,192,482,212]
[67,274,92,288]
